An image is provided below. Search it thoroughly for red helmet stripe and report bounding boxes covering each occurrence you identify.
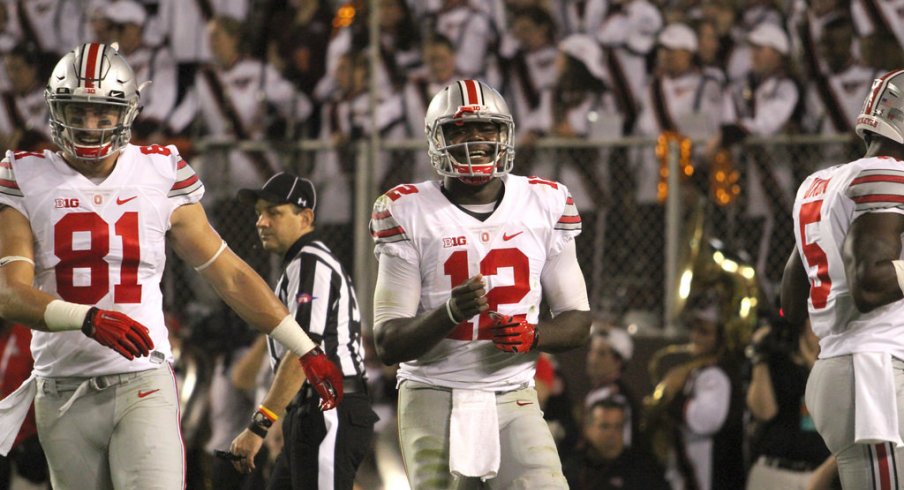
[460,79,483,106]
[81,43,103,88]
[865,69,904,114]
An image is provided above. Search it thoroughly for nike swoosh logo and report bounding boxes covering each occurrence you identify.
[516,400,533,406]
[138,389,160,398]
[503,231,523,241]
[117,196,138,205]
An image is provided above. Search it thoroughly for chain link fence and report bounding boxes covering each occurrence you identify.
[160,134,860,335]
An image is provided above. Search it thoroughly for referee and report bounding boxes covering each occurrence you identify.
[229,172,377,489]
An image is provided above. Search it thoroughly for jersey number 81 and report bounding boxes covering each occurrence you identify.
[55,212,142,304]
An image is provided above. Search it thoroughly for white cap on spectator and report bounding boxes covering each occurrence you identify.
[747,22,789,55]
[658,23,698,52]
[105,0,147,26]
[599,326,634,362]
[559,34,608,83]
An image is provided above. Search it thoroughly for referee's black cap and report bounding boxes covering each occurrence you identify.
[238,172,317,210]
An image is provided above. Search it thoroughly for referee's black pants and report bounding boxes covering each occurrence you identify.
[267,391,378,490]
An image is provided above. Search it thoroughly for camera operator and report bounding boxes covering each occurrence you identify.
[745,317,838,490]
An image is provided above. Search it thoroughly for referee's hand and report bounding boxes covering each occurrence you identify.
[229,429,264,474]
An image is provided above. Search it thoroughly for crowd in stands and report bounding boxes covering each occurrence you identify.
[2,0,901,157]
[0,0,898,488]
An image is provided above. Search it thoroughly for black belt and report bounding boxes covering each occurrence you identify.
[295,376,367,404]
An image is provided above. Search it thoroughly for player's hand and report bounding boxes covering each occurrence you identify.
[447,274,489,323]
[298,347,344,410]
[489,311,539,353]
[81,308,154,360]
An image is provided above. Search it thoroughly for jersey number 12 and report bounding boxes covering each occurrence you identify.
[443,248,530,340]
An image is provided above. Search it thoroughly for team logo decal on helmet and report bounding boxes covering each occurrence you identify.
[45,43,146,161]
[856,69,904,144]
[425,80,515,185]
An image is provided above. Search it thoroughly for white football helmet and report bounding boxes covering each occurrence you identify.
[856,69,904,144]
[45,43,142,160]
[425,80,515,184]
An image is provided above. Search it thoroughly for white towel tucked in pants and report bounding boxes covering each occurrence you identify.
[853,352,904,447]
[0,374,36,455]
[449,389,500,480]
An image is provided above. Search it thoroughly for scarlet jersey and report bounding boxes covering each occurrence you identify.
[370,174,581,390]
[0,144,204,377]
[792,156,904,358]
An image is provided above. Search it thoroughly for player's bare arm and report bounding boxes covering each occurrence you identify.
[0,206,57,329]
[169,201,344,409]
[169,202,292,332]
[533,310,592,353]
[781,249,810,328]
[842,212,904,312]
[375,274,488,365]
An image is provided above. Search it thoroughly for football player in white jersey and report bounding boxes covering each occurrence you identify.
[0,43,343,490]
[370,79,592,489]
[783,68,904,489]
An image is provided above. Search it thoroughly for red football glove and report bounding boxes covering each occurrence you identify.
[489,311,539,353]
[298,347,344,410]
[81,307,154,360]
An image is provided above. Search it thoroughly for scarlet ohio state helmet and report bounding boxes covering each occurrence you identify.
[45,43,143,160]
[856,69,904,144]
[425,80,515,183]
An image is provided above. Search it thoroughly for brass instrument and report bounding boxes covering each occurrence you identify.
[668,195,759,352]
[643,195,759,464]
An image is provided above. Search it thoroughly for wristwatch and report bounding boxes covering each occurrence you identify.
[248,410,273,438]
[251,410,273,430]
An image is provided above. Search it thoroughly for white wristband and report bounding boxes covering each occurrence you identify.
[270,314,317,356]
[445,298,461,324]
[893,260,904,294]
[44,299,92,332]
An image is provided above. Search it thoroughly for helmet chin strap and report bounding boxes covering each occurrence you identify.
[75,145,110,156]
[458,175,494,186]
[447,141,505,184]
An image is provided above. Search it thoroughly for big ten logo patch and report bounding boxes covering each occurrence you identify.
[55,198,79,208]
[443,236,467,248]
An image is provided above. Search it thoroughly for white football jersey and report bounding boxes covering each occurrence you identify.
[792,156,904,358]
[0,144,204,377]
[370,174,581,390]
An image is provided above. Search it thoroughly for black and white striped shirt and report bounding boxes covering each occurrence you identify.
[267,232,366,381]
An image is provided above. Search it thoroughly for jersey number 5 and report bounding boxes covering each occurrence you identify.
[55,212,142,304]
[443,248,530,340]
[798,200,831,308]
